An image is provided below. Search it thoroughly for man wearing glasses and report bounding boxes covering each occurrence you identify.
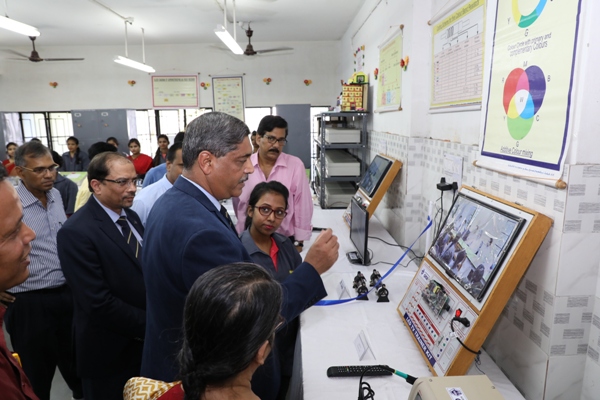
[233,115,313,252]
[2,141,83,400]
[57,152,146,400]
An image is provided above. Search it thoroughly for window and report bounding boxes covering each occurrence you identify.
[245,107,272,133]
[49,112,74,155]
[135,111,157,157]
[2,113,22,146]
[183,108,211,127]
[310,106,330,134]
[20,113,49,147]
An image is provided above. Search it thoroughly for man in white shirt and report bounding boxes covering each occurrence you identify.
[131,143,184,226]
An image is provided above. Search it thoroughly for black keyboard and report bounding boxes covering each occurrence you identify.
[327,365,393,377]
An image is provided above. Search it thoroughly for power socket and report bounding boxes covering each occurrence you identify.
[436,177,453,191]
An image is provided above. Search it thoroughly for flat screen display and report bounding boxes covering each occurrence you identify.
[350,197,370,265]
[428,193,525,301]
[358,155,393,198]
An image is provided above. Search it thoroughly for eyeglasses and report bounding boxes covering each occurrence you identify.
[254,206,287,219]
[101,178,139,187]
[19,164,59,175]
[264,134,287,145]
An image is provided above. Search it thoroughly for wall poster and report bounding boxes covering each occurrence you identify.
[211,76,245,122]
[431,0,485,109]
[478,0,582,184]
[376,27,403,112]
[152,75,199,108]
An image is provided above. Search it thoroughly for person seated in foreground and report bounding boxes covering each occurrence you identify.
[240,181,301,399]
[124,263,282,400]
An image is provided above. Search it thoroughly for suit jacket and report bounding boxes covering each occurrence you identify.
[57,196,146,378]
[141,177,326,400]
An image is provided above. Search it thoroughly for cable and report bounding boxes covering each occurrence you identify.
[368,236,424,259]
[450,318,481,355]
[358,366,378,400]
[358,365,419,399]
[380,365,417,384]
[473,354,485,374]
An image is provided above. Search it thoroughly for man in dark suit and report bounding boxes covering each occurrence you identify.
[57,152,146,400]
[141,112,339,400]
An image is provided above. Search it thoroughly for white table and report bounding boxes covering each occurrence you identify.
[292,208,524,400]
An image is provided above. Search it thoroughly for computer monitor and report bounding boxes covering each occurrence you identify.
[358,155,393,199]
[428,193,526,302]
[348,197,370,265]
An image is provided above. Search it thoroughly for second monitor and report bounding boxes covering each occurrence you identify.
[348,197,370,265]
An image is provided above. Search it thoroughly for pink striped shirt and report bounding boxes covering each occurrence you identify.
[233,152,313,240]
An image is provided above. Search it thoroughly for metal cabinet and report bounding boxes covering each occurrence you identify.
[71,109,136,155]
[313,112,368,209]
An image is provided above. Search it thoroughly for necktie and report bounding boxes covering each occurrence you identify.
[219,205,237,233]
[117,216,141,259]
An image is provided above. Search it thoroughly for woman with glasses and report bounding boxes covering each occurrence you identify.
[124,263,283,400]
[240,181,302,400]
[62,136,90,172]
[127,138,153,181]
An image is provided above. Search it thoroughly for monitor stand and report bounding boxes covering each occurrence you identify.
[346,251,369,265]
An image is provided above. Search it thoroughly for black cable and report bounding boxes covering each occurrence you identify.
[358,366,379,400]
[368,236,424,259]
[473,354,485,374]
[450,318,481,355]
[437,192,444,238]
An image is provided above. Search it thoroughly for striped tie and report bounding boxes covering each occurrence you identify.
[117,216,141,259]
[220,205,237,233]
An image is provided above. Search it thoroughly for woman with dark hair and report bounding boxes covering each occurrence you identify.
[2,142,18,176]
[61,136,90,171]
[241,181,300,282]
[152,134,170,167]
[240,181,302,400]
[123,263,283,400]
[106,137,119,148]
[127,138,153,180]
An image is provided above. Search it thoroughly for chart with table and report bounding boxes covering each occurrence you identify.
[431,0,485,109]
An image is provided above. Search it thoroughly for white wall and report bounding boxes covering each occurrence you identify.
[338,1,600,399]
[0,41,341,111]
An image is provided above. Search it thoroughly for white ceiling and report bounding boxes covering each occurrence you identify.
[0,0,365,48]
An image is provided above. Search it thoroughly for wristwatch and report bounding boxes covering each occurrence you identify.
[293,240,304,248]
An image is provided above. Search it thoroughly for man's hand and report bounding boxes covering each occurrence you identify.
[0,291,15,308]
[304,228,339,275]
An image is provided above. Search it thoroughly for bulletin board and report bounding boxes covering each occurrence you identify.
[376,26,403,112]
[152,75,199,108]
[211,76,245,121]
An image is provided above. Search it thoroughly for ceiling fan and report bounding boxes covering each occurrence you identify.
[5,36,84,62]
[243,23,292,56]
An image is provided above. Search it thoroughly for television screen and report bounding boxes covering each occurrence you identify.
[428,193,525,301]
[359,155,393,198]
[350,197,370,265]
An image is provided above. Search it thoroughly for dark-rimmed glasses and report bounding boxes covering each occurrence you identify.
[264,134,287,145]
[19,164,59,175]
[254,206,287,219]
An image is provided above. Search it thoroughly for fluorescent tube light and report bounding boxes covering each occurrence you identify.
[114,56,155,73]
[0,15,40,37]
[214,24,243,55]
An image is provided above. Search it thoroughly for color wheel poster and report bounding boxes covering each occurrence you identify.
[479,0,581,182]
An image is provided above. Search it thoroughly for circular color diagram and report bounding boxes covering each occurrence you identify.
[502,66,546,140]
[512,0,547,28]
